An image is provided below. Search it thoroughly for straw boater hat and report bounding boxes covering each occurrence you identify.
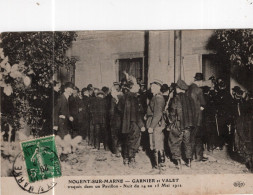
[113,82,120,86]
[150,79,163,87]
[97,90,105,97]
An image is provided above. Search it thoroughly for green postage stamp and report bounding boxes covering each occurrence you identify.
[20,135,61,183]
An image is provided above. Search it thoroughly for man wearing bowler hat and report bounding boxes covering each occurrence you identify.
[53,82,75,139]
[187,73,207,162]
[146,79,166,168]
[89,90,108,150]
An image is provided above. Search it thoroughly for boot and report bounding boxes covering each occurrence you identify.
[161,150,166,163]
[186,158,191,168]
[123,158,129,166]
[128,158,136,168]
[153,150,158,169]
[158,150,166,167]
[176,159,182,170]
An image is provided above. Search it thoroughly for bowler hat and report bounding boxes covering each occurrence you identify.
[160,84,170,93]
[176,79,188,90]
[87,84,93,90]
[232,86,241,92]
[208,75,215,81]
[170,83,177,89]
[194,73,204,81]
[219,81,226,90]
[202,86,211,94]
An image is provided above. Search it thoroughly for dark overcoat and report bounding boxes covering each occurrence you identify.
[90,97,107,125]
[110,97,122,130]
[117,92,144,134]
[53,94,71,138]
[186,83,206,126]
[170,92,195,130]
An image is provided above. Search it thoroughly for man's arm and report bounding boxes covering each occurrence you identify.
[150,95,165,128]
[198,88,206,107]
[169,96,180,122]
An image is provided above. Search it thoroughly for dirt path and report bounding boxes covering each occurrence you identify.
[61,141,251,176]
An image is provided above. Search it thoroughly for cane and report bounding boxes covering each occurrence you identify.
[215,114,220,137]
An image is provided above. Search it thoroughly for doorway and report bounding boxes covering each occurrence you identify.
[202,54,230,87]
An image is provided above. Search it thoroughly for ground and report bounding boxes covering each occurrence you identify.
[61,141,251,176]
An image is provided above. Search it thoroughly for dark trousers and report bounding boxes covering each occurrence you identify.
[168,128,192,160]
[122,122,141,159]
[190,126,204,160]
[89,122,94,146]
[80,119,89,140]
[41,119,53,137]
[204,121,219,150]
[216,116,231,148]
[111,127,121,154]
[57,118,70,139]
[94,123,107,150]
[140,131,149,151]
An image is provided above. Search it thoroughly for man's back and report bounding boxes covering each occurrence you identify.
[187,83,205,126]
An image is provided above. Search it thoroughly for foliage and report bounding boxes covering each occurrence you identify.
[206,29,253,69]
[0,32,77,134]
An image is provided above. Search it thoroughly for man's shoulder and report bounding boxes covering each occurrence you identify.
[154,93,165,103]
[189,83,198,89]
[58,94,65,100]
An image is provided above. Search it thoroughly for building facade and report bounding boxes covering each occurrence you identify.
[66,30,241,91]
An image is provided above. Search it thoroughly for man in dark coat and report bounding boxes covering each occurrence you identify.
[168,79,194,168]
[202,87,218,151]
[110,86,123,157]
[41,81,61,137]
[80,87,90,140]
[102,86,112,150]
[215,82,233,149]
[53,82,74,139]
[69,87,82,138]
[187,73,207,161]
[118,81,145,168]
[89,90,108,150]
[146,79,166,169]
[232,88,248,152]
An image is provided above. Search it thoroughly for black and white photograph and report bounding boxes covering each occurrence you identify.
[1,1,253,194]
[1,30,253,178]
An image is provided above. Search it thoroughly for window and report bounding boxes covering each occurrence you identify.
[118,58,143,82]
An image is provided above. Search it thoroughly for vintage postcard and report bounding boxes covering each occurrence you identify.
[1,29,253,194]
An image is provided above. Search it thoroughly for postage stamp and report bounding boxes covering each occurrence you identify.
[20,135,61,183]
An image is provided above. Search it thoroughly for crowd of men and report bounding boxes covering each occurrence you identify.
[42,72,253,170]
